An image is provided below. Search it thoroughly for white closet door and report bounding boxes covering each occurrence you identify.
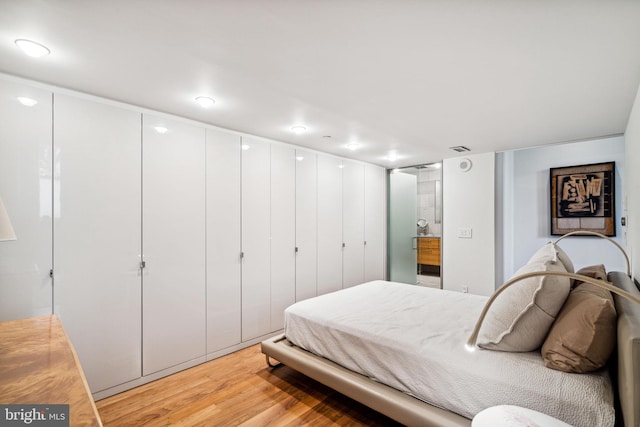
[294,150,317,301]
[317,154,343,295]
[241,137,271,341]
[0,80,52,322]
[54,94,141,392]
[142,115,206,375]
[206,128,242,353]
[364,164,386,282]
[342,160,365,288]
[270,144,295,330]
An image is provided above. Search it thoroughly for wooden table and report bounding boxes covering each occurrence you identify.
[0,315,102,426]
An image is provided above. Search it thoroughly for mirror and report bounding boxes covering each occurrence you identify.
[417,218,429,236]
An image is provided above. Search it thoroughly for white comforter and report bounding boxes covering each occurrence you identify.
[284,280,614,427]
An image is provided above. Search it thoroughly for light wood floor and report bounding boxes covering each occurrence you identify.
[96,344,402,426]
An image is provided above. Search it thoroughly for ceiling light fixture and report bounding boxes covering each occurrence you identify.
[241,144,250,151]
[16,97,38,107]
[387,151,398,162]
[195,96,215,108]
[346,142,360,151]
[15,39,50,58]
[296,156,304,161]
[291,125,307,135]
[154,126,168,134]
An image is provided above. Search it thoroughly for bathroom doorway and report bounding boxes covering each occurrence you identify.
[388,162,442,288]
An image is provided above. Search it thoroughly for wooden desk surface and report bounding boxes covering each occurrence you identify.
[0,315,102,426]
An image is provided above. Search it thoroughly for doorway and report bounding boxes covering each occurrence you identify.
[388,163,442,288]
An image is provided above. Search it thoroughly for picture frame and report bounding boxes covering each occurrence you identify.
[550,161,615,236]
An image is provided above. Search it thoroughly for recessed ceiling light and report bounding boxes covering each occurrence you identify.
[296,156,304,161]
[291,125,307,135]
[15,39,50,58]
[346,142,360,151]
[195,96,215,108]
[241,144,250,151]
[387,151,398,162]
[16,96,38,107]
[154,126,168,134]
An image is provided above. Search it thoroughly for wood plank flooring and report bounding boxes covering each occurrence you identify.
[96,345,402,426]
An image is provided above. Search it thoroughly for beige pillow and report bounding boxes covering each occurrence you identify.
[541,279,616,373]
[528,242,558,264]
[478,260,571,352]
[527,242,574,273]
[575,264,607,282]
[554,244,574,273]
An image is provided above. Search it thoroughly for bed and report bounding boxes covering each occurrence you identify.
[261,234,640,426]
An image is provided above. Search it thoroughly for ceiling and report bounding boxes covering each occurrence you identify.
[1,1,640,168]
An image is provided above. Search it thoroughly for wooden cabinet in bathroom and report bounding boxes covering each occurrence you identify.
[418,237,440,266]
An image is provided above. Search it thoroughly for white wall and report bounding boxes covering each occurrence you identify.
[497,136,626,284]
[442,152,495,296]
[625,84,640,282]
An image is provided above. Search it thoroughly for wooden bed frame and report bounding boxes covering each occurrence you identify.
[261,270,640,426]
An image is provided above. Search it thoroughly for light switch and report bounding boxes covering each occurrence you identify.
[457,227,472,238]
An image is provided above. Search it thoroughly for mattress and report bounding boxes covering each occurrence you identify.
[284,280,614,427]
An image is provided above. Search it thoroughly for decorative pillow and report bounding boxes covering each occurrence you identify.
[527,242,558,264]
[541,277,616,373]
[575,264,607,282]
[477,259,571,352]
[554,244,574,273]
[527,242,574,273]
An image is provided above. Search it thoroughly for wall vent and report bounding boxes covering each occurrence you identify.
[449,145,471,152]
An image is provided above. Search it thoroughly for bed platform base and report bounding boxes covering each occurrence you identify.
[262,270,640,427]
[261,334,471,427]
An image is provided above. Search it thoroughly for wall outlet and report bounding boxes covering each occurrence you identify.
[457,227,472,238]
[462,286,469,293]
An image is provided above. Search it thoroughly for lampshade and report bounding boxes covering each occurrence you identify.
[0,196,16,241]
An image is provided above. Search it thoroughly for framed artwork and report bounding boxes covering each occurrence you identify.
[550,161,615,236]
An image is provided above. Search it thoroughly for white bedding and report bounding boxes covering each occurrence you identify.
[284,280,614,427]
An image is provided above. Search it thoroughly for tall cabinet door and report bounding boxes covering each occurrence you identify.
[142,115,206,375]
[270,144,295,330]
[54,94,142,392]
[364,164,386,282]
[241,137,271,341]
[317,154,343,295]
[206,128,242,354]
[294,150,317,301]
[0,80,52,322]
[342,160,365,288]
